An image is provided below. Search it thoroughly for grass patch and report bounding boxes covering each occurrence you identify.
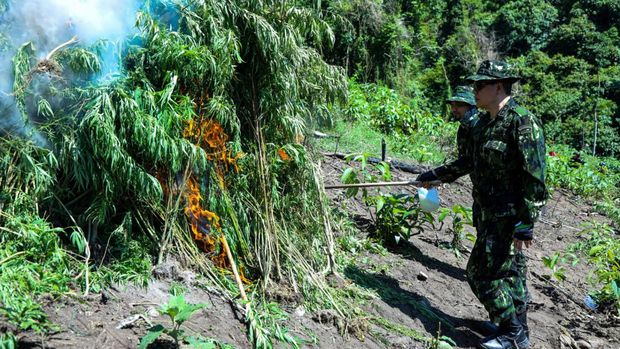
[315,118,452,165]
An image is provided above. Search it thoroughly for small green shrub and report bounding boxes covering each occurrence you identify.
[541,252,567,282]
[372,193,435,244]
[568,222,620,313]
[340,152,391,199]
[595,198,620,227]
[0,332,16,349]
[139,294,208,349]
[340,153,436,245]
[546,144,620,198]
[437,205,474,257]
[343,80,456,142]
[346,81,418,134]
[0,211,76,333]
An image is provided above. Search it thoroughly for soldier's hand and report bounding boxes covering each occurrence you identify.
[513,221,534,251]
[416,170,438,186]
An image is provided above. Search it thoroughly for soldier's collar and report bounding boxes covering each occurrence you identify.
[495,97,516,121]
[459,107,478,124]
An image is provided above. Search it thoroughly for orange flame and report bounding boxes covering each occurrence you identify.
[185,177,221,236]
[184,177,251,282]
[277,148,290,161]
[183,116,250,283]
[183,118,241,173]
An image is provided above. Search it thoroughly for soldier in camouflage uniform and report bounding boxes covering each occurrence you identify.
[443,86,479,179]
[446,85,479,165]
[417,60,548,349]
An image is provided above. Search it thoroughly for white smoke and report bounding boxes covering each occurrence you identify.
[0,0,142,146]
[1,0,140,88]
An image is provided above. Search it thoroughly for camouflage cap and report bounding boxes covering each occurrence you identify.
[446,85,476,106]
[465,60,519,83]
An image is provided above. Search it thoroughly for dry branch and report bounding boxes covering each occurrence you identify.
[46,35,79,60]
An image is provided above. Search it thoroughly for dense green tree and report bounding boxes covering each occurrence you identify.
[571,0,620,31]
[320,0,620,156]
[546,15,620,66]
[494,0,558,54]
[515,50,619,155]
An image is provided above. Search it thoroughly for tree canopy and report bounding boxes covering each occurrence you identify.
[321,0,620,156]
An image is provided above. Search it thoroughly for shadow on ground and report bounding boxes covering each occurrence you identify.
[388,240,469,282]
[344,265,493,348]
[349,210,469,283]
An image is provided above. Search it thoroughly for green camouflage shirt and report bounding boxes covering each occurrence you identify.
[434,98,548,224]
[435,107,479,183]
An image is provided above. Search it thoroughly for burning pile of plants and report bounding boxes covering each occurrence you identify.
[0,0,349,346]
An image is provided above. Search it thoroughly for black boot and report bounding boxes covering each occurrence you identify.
[517,311,529,341]
[479,314,529,349]
[479,321,499,336]
[477,321,500,344]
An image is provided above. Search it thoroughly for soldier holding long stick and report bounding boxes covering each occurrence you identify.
[418,60,548,349]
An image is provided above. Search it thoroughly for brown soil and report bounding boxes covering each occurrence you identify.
[6,155,620,349]
[320,155,620,349]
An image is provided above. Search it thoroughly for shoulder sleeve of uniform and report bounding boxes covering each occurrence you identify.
[515,111,543,140]
[515,111,548,223]
[514,106,529,117]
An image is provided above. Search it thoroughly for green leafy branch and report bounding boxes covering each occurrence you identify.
[437,205,474,258]
[139,294,207,349]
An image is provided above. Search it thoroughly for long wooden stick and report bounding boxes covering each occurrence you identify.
[221,234,248,302]
[322,152,428,174]
[324,180,441,190]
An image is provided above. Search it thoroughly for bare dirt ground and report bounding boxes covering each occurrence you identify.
[6,155,620,349]
[320,155,620,349]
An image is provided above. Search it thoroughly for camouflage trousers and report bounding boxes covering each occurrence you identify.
[466,216,530,323]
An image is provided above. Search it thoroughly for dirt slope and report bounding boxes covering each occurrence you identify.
[320,155,620,349]
[5,155,619,349]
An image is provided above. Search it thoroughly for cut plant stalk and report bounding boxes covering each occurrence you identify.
[314,161,337,275]
[220,232,248,304]
[46,36,79,60]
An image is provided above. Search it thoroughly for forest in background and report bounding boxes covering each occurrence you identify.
[320,0,619,156]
